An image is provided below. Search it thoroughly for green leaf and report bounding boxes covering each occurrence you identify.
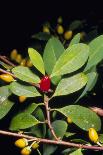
[69,149,83,155]
[28,48,45,75]
[0,99,14,119]
[9,113,39,131]
[56,105,101,131]
[51,43,89,77]
[53,73,88,97]
[10,82,41,97]
[43,120,67,155]
[48,120,68,139]
[43,37,64,75]
[0,60,12,70]
[31,32,51,41]
[69,33,80,46]
[69,20,83,30]
[76,72,97,102]
[0,86,11,103]
[24,103,40,114]
[65,132,76,138]
[84,35,103,71]
[31,107,46,138]
[12,66,40,83]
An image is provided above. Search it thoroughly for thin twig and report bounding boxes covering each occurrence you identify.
[0,68,16,78]
[0,55,16,67]
[0,130,103,151]
[44,95,59,141]
[90,107,103,116]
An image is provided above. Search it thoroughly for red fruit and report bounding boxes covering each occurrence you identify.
[40,76,51,92]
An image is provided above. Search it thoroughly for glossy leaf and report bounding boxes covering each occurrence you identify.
[56,105,101,131]
[32,32,51,41]
[28,48,45,75]
[12,66,40,83]
[0,60,12,70]
[69,149,83,155]
[43,37,64,75]
[9,113,39,131]
[0,86,11,103]
[84,35,103,71]
[24,103,41,114]
[69,20,83,30]
[0,99,14,119]
[53,73,88,97]
[69,33,80,46]
[10,82,41,97]
[99,134,103,143]
[43,120,67,155]
[31,107,46,138]
[76,72,97,102]
[51,43,89,77]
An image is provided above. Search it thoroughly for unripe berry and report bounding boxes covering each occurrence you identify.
[10,49,18,60]
[32,142,39,150]
[67,117,72,124]
[20,59,26,66]
[88,128,99,143]
[43,26,50,33]
[57,25,64,34]
[0,74,14,82]
[64,30,73,40]
[21,146,31,155]
[15,138,28,148]
[16,54,22,64]
[26,59,33,67]
[57,16,63,24]
[19,96,27,103]
[40,76,51,92]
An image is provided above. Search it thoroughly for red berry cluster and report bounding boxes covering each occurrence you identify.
[40,76,51,92]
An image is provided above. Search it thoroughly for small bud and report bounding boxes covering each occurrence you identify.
[0,74,14,82]
[67,117,72,124]
[20,59,27,66]
[57,16,63,24]
[15,138,28,148]
[57,25,64,34]
[43,26,50,33]
[21,146,31,155]
[16,54,22,64]
[10,49,18,60]
[88,128,99,143]
[19,96,27,103]
[32,142,39,150]
[64,30,73,40]
[26,60,33,67]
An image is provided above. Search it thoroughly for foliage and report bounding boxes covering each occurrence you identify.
[0,33,103,155]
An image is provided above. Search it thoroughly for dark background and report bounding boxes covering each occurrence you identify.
[0,1,103,155]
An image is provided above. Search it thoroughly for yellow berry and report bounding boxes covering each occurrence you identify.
[43,26,50,33]
[20,59,27,66]
[32,142,39,150]
[57,25,64,34]
[26,60,33,67]
[16,54,22,64]
[21,146,31,155]
[15,138,28,148]
[57,16,63,24]
[0,74,14,82]
[64,30,73,40]
[19,96,27,103]
[67,117,72,124]
[88,128,99,143]
[10,49,18,60]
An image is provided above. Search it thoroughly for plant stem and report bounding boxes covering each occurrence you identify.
[0,130,103,151]
[0,55,16,67]
[0,68,16,78]
[90,106,103,116]
[44,95,58,141]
